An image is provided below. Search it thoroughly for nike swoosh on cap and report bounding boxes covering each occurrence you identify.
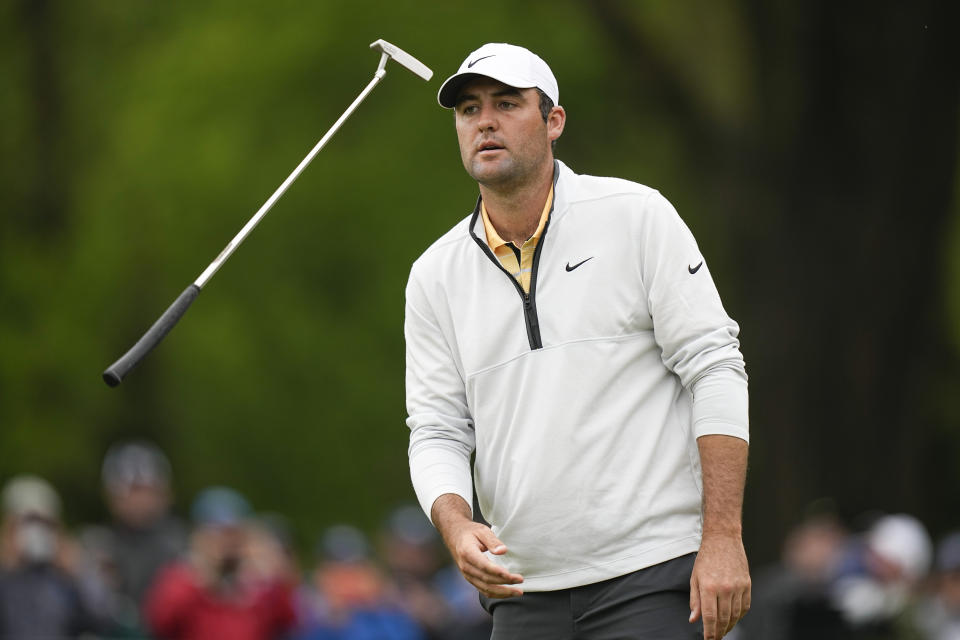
[467,55,495,68]
[688,261,704,274]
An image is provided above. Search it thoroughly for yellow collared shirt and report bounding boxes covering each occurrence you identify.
[481,186,554,294]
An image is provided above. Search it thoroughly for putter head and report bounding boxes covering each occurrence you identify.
[370,39,433,81]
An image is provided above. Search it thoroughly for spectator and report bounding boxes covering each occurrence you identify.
[0,474,96,637]
[831,513,932,639]
[81,440,188,634]
[381,504,490,640]
[916,531,960,640]
[145,486,295,640]
[295,524,423,640]
[734,509,850,640]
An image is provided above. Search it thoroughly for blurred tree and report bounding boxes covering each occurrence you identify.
[17,0,66,235]
[588,0,960,559]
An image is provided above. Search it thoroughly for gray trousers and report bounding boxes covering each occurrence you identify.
[481,553,702,640]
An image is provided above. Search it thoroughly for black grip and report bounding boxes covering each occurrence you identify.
[102,284,201,387]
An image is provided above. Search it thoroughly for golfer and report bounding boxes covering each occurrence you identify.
[405,43,750,640]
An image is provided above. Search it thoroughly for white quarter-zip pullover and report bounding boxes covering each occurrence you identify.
[405,160,748,592]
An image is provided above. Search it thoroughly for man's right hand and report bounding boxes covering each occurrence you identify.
[431,493,524,599]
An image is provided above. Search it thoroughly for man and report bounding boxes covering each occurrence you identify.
[145,486,295,640]
[99,441,187,625]
[405,42,750,640]
[0,475,97,637]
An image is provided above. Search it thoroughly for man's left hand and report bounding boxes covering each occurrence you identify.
[689,532,751,640]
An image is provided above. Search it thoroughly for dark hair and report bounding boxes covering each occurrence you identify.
[536,89,557,152]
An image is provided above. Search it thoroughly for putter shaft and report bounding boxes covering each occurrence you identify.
[195,65,387,289]
[102,41,432,387]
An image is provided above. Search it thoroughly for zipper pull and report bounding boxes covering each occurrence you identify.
[524,295,539,328]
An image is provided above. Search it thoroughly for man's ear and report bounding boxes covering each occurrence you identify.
[547,106,566,143]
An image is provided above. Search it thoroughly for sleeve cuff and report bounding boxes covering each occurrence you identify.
[410,449,474,523]
[691,365,749,444]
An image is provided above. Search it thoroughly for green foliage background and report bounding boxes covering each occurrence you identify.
[1,0,958,561]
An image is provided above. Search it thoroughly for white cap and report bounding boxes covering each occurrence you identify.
[438,43,558,109]
[2,475,61,521]
[867,514,932,581]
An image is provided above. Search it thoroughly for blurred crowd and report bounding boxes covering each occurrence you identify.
[732,505,960,640]
[1,443,958,640]
[0,441,490,640]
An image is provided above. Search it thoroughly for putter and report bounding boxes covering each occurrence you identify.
[102,39,432,387]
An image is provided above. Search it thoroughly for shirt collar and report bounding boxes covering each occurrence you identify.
[481,185,554,250]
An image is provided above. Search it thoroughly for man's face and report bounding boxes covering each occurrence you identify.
[454,77,561,189]
[107,483,170,529]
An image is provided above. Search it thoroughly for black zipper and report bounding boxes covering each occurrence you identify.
[467,162,558,351]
